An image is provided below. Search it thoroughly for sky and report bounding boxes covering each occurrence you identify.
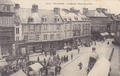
[12,0,120,14]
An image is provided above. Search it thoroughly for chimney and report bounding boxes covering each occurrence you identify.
[54,8,60,15]
[32,4,38,13]
[83,8,88,15]
[14,4,20,9]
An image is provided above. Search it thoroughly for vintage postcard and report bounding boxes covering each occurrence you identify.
[0,0,120,76]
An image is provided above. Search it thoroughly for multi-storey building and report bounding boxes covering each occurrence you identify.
[83,8,112,33]
[15,5,91,55]
[14,5,64,55]
[111,15,120,44]
[0,0,15,58]
[60,8,91,47]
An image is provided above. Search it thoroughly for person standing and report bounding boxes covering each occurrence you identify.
[78,62,83,70]
[95,41,96,46]
[78,48,80,54]
[45,51,47,57]
[37,56,39,62]
[112,48,114,51]
[55,66,58,76]
[67,55,68,61]
[107,41,109,45]
[44,58,46,65]
[64,55,66,62]
[71,53,73,60]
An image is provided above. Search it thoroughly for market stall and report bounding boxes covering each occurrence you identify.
[0,59,8,68]
[10,70,27,76]
[28,63,43,76]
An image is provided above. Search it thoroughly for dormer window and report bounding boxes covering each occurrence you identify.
[54,18,57,22]
[64,18,67,21]
[69,18,72,21]
[54,17,60,22]
[28,17,34,22]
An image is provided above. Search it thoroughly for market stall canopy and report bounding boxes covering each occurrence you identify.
[88,56,110,76]
[10,70,27,76]
[111,33,115,36]
[0,59,8,67]
[29,63,43,72]
[100,32,109,36]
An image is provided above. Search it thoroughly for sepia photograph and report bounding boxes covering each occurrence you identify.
[0,0,120,76]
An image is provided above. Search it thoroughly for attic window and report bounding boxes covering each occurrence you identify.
[64,18,67,21]
[41,17,47,22]
[82,18,85,21]
[54,17,60,22]
[28,17,34,22]
[74,17,78,20]
[69,18,72,21]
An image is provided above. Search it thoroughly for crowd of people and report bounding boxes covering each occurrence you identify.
[0,40,93,76]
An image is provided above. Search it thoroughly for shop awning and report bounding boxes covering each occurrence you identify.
[0,59,8,67]
[111,33,115,36]
[100,32,109,36]
[10,70,27,76]
[29,63,43,72]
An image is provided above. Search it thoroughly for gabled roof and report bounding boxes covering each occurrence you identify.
[86,10,107,17]
[0,0,13,5]
[15,8,63,24]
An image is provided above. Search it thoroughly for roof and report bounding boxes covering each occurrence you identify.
[60,8,90,22]
[29,63,43,72]
[86,10,107,17]
[0,0,13,5]
[0,59,8,67]
[10,70,27,76]
[15,8,63,24]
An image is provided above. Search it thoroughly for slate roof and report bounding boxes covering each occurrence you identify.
[0,0,13,4]
[86,10,107,17]
[15,8,63,24]
[60,8,90,22]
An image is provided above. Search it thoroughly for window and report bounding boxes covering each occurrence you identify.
[16,37,19,41]
[64,18,67,21]
[58,18,59,21]
[56,25,60,30]
[36,34,39,40]
[28,17,34,22]
[23,25,28,33]
[79,24,81,30]
[7,5,10,11]
[16,28,19,34]
[41,17,47,22]
[50,34,54,40]
[69,18,72,21]
[24,35,28,40]
[29,25,35,32]
[74,17,78,20]
[54,18,57,22]
[57,34,60,39]
[44,34,47,40]
[44,25,47,30]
